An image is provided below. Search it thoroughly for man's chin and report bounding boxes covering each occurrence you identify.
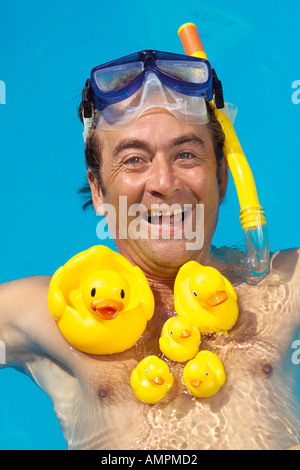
[138,238,202,270]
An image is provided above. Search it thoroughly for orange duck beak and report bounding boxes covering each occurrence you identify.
[180,330,192,339]
[152,376,165,385]
[190,379,203,388]
[206,291,228,307]
[90,299,124,320]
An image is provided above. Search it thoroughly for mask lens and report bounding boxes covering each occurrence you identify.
[95,73,209,130]
[94,62,144,91]
[156,59,209,84]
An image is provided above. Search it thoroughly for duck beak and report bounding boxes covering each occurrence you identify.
[180,330,192,339]
[153,376,165,385]
[90,299,124,320]
[206,290,228,307]
[190,379,203,388]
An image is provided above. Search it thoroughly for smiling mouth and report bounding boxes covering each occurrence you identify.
[141,207,192,227]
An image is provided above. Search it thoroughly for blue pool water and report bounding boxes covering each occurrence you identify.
[0,0,299,450]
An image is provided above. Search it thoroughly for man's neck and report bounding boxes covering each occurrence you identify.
[116,241,213,283]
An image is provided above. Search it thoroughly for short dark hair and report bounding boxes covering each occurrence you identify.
[77,101,225,210]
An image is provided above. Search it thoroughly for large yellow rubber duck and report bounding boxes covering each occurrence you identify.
[183,350,226,398]
[174,261,239,335]
[48,245,154,355]
[130,355,174,404]
[159,316,201,362]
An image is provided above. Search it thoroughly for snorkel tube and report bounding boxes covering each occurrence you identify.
[178,23,270,284]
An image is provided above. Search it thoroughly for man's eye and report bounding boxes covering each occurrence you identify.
[178,152,193,160]
[125,156,141,164]
[123,156,149,171]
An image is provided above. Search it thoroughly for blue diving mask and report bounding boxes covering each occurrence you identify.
[82,50,224,136]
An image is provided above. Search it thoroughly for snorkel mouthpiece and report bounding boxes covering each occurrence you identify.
[179,23,270,284]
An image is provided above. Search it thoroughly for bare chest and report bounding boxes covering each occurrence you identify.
[75,303,299,450]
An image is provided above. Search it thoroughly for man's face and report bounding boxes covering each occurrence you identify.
[89,109,228,277]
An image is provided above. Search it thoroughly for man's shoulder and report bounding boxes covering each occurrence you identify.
[209,245,300,289]
[269,247,300,284]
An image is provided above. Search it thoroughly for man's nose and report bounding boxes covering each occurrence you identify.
[145,155,182,198]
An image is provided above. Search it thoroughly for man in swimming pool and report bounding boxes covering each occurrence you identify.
[0,49,300,450]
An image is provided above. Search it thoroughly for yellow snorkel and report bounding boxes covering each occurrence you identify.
[178,23,270,284]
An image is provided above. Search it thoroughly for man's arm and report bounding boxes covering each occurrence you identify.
[0,276,53,369]
[0,275,85,382]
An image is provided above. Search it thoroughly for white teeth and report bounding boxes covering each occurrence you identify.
[148,208,185,217]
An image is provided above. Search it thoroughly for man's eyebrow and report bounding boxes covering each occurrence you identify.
[171,133,206,148]
[112,134,206,159]
[113,139,152,159]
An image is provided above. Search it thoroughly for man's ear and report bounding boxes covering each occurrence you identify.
[217,155,229,204]
[87,168,106,216]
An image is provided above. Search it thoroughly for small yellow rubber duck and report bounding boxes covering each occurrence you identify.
[183,350,226,398]
[174,261,239,335]
[48,245,154,355]
[130,355,174,404]
[159,316,201,362]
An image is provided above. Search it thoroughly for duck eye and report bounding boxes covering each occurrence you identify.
[145,369,149,374]
[205,372,209,377]
[91,287,96,297]
[170,330,174,335]
[193,290,197,297]
[120,289,125,299]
